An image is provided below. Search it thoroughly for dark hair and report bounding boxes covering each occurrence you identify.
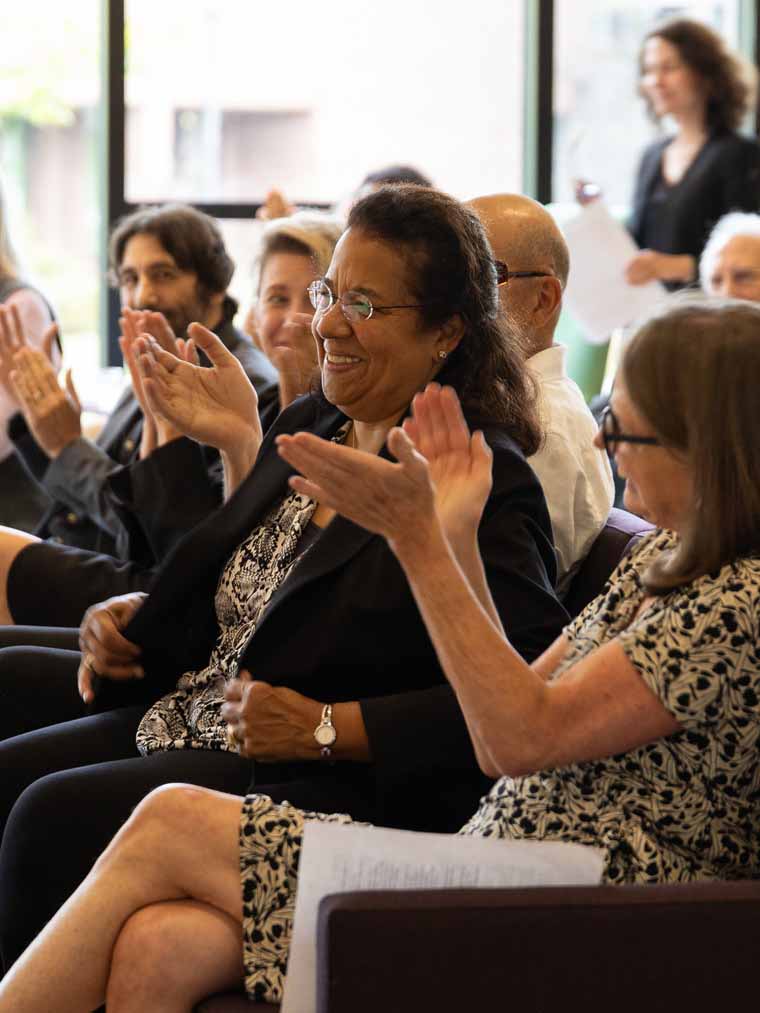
[639,18,754,132]
[346,185,541,455]
[108,203,235,305]
[360,164,433,188]
[623,297,760,593]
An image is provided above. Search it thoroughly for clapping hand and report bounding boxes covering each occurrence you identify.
[266,311,320,408]
[136,322,262,458]
[0,302,59,411]
[276,383,493,556]
[402,384,493,547]
[2,303,81,458]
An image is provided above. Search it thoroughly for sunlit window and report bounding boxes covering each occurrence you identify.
[552,1,742,206]
[0,1,101,369]
[125,0,526,206]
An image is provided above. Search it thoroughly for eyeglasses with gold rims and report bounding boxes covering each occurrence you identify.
[307,279,425,323]
[494,260,553,286]
[599,405,661,454]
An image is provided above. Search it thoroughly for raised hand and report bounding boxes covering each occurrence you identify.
[276,421,437,554]
[255,189,295,221]
[137,322,262,458]
[276,383,493,556]
[265,311,319,408]
[10,344,82,458]
[0,303,57,405]
[402,384,492,547]
[119,308,158,458]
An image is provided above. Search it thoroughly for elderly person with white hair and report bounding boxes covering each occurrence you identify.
[699,211,760,301]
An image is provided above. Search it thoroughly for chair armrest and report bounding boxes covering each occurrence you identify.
[317,882,760,1013]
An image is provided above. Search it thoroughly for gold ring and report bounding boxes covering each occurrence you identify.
[84,653,100,677]
[226,725,239,752]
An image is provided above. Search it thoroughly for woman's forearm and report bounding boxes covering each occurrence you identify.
[391,521,550,777]
[659,253,696,282]
[446,530,506,638]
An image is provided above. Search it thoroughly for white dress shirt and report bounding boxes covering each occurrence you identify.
[527,344,614,593]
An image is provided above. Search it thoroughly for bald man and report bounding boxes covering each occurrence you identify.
[468,194,614,592]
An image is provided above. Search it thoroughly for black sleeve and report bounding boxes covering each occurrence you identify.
[7,412,52,485]
[721,137,760,213]
[107,438,225,564]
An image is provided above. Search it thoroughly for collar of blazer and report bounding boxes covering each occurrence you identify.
[124,393,409,648]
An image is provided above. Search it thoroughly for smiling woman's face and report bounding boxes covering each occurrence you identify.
[312,227,456,423]
[255,251,319,362]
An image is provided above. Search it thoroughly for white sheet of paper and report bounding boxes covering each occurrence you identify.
[280,822,604,1013]
[562,200,668,345]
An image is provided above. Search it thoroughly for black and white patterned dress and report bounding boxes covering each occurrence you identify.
[237,530,760,1002]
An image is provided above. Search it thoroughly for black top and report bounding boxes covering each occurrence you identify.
[628,130,760,287]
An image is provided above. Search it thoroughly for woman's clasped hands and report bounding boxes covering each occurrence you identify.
[276,383,493,558]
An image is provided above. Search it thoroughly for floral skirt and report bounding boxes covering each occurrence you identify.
[239,794,356,1003]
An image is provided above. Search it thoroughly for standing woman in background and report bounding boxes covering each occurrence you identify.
[0,178,57,529]
[626,17,760,290]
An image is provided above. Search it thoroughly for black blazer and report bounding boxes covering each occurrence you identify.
[102,394,568,832]
[628,130,760,262]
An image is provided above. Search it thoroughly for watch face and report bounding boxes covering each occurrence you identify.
[315,723,337,747]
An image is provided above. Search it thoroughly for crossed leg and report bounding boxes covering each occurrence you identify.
[0,783,246,1013]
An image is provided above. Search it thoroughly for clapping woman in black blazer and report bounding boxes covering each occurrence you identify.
[0,185,568,970]
[625,18,760,289]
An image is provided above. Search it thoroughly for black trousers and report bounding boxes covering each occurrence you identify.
[0,645,376,973]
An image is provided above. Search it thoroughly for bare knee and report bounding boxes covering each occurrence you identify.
[97,784,216,872]
[0,527,39,625]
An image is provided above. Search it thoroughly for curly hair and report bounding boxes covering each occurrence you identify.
[346,185,540,455]
[639,18,755,132]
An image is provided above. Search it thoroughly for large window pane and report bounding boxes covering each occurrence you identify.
[552,1,742,206]
[125,0,525,205]
[0,1,101,371]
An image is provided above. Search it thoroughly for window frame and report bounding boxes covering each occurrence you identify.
[100,0,760,363]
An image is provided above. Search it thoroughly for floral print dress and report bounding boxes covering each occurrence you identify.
[237,531,760,1002]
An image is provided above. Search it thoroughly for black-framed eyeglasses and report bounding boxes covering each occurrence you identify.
[307,279,424,322]
[494,260,553,286]
[599,405,661,454]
